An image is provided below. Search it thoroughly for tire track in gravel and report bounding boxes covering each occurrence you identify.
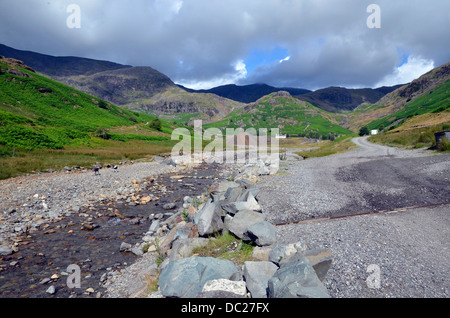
[257,137,450,225]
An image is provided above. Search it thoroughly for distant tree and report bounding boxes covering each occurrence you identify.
[94,128,111,140]
[149,118,162,131]
[359,126,370,136]
[98,100,108,109]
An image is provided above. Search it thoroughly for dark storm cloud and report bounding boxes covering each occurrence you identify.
[0,0,448,89]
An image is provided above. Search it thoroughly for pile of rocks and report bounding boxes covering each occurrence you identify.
[110,164,333,298]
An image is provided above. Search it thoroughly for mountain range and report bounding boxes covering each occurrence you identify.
[0,43,402,117]
[0,43,448,140]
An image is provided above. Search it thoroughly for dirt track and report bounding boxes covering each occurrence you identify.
[258,136,450,224]
[256,137,450,297]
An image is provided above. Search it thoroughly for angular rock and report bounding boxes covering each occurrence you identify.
[163,202,177,210]
[148,220,160,233]
[46,285,56,295]
[244,261,278,298]
[246,221,277,246]
[236,188,260,202]
[224,186,244,203]
[0,246,14,256]
[158,256,240,298]
[169,238,210,262]
[235,179,254,189]
[159,221,192,254]
[201,279,247,297]
[251,246,272,261]
[195,199,224,236]
[289,249,333,282]
[268,257,330,298]
[269,241,307,266]
[130,247,144,256]
[210,180,239,196]
[227,210,265,241]
[196,290,247,298]
[222,193,262,215]
[119,242,132,252]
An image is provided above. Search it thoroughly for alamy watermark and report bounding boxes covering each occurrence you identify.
[65,4,381,30]
[66,4,81,29]
[170,120,280,173]
[367,4,381,29]
[66,264,81,289]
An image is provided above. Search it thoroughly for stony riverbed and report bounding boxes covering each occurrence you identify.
[0,160,224,298]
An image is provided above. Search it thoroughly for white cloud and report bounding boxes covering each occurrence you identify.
[375,56,435,87]
[178,60,248,90]
[171,0,183,14]
[279,56,290,63]
[0,0,449,89]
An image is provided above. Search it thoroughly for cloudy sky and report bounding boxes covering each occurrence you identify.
[0,0,449,90]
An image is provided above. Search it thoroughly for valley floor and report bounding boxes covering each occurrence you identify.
[0,137,448,298]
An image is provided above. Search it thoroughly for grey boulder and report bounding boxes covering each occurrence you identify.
[227,210,265,241]
[195,199,224,236]
[244,261,278,298]
[246,221,277,246]
[268,257,330,298]
[268,241,307,266]
[158,256,240,298]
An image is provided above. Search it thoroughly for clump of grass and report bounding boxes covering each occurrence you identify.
[145,274,160,295]
[369,123,449,150]
[296,136,358,159]
[437,137,449,152]
[191,231,255,265]
[0,139,175,180]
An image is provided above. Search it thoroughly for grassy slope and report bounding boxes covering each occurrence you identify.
[363,78,450,151]
[203,92,352,138]
[295,135,359,159]
[368,111,450,150]
[366,80,450,131]
[345,79,450,133]
[0,58,180,179]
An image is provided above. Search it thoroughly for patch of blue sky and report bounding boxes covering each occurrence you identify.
[396,47,410,66]
[244,46,290,74]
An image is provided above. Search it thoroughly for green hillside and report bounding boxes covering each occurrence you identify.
[0,57,179,179]
[0,57,176,149]
[366,80,450,131]
[345,62,450,132]
[204,91,352,139]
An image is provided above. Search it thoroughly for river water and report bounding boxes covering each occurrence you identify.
[0,163,222,298]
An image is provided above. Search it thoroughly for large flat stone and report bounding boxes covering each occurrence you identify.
[227,210,265,240]
[158,256,240,298]
[244,261,278,298]
[268,257,330,298]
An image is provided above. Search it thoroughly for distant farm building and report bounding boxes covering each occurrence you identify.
[371,130,379,135]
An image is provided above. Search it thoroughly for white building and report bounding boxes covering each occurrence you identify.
[371,130,379,135]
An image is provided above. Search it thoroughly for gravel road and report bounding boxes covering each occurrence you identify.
[257,137,450,297]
